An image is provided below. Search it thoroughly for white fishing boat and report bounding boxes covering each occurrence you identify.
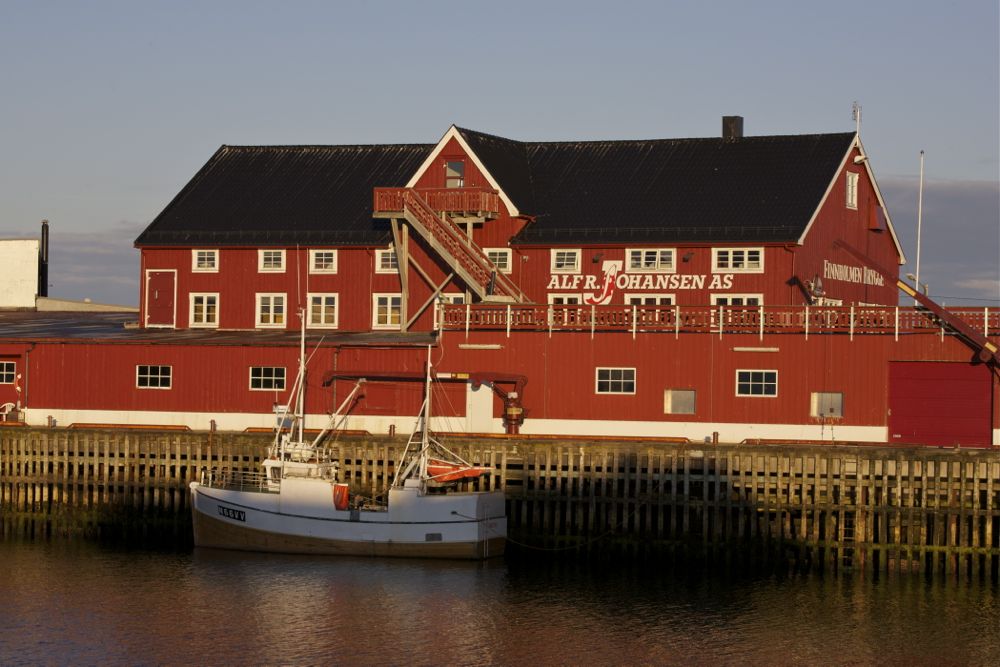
[189,322,506,560]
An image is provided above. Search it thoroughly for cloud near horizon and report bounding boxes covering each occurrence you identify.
[879,176,999,305]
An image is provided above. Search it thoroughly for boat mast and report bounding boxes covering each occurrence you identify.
[419,345,432,480]
[297,306,306,445]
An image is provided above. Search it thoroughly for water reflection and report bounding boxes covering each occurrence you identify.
[1,538,998,665]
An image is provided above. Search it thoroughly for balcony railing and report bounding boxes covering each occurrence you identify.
[373,187,500,218]
[439,303,1000,340]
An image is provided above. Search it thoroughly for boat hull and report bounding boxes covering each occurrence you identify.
[190,480,506,560]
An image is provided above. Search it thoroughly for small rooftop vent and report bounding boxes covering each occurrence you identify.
[722,116,744,140]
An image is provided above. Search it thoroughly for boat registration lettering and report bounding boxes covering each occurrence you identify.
[218,505,246,522]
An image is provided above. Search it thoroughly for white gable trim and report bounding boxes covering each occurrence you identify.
[404,125,521,217]
[796,135,906,265]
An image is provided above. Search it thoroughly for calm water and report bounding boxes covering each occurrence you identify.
[1,538,999,666]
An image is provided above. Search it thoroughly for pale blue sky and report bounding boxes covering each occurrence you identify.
[1,0,997,305]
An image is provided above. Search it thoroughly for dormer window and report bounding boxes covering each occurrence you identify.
[445,160,465,188]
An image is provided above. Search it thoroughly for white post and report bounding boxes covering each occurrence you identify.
[464,303,470,339]
[590,305,595,340]
[894,306,899,342]
[850,305,855,341]
[631,305,637,340]
[674,305,680,340]
[985,307,990,337]
[805,305,809,340]
[506,304,511,338]
[759,305,764,341]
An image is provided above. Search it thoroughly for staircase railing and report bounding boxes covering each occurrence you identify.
[401,190,526,302]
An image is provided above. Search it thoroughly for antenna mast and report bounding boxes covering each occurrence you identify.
[852,101,862,135]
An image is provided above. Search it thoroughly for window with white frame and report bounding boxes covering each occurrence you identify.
[625,294,674,306]
[0,361,15,383]
[712,248,763,273]
[550,249,581,273]
[547,294,582,305]
[137,365,172,389]
[250,366,286,391]
[256,293,286,327]
[485,248,512,274]
[664,389,696,414]
[445,160,465,188]
[190,293,219,327]
[434,294,465,327]
[736,370,777,397]
[596,367,636,395]
[376,248,398,273]
[711,294,762,306]
[846,172,859,209]
[811,392,844,418]
[307,293,338,328]
[627,248,675,272]
[372,293,402,329]
[258,249,285,272]
[192,249,218,272]
[309,249,338,273]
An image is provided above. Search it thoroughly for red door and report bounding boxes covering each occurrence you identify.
[889,362,993,447]
[145,270,176,327]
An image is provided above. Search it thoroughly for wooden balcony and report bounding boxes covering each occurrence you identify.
[373,187,501,220]
[439,303,1000,341]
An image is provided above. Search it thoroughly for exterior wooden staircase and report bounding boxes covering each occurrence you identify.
[374,188,527,304]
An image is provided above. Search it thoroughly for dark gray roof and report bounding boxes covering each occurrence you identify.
[136,144,432,247]
[456,128,855,245]
[136,129,855,247]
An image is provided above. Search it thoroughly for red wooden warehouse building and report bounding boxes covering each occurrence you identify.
[1,117,997,447]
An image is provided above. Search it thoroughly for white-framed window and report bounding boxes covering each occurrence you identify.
[664,389,696,414]
[485,248,512,274]
[0,361,15,383]
[307,293,339,328]
[190,293,219,328]
[372,293,402,329]
[309,249,338,274]
[256,293,286,328]
[434,293,465,327]
[547,294,582,305]
[627,248,675,273]
[712,248,763,273]
[191,249,218,273]
[445,160,465,188]
[595,367,636,395]
[550,249,581,274]
[250,366,286,391]
[736,370,777,397]
[258,249,285,273]
[376,248,398,274]
[846,172,859,210]
[625,294,674,306]
[711,294,763,306]
[136,365,172,389]
[811,392,844,418]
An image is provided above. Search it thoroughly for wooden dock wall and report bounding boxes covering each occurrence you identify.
[2,426,999,579]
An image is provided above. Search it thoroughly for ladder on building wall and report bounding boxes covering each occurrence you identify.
[401,190,527,303]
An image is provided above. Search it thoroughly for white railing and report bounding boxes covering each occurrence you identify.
[439,304,998,339]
